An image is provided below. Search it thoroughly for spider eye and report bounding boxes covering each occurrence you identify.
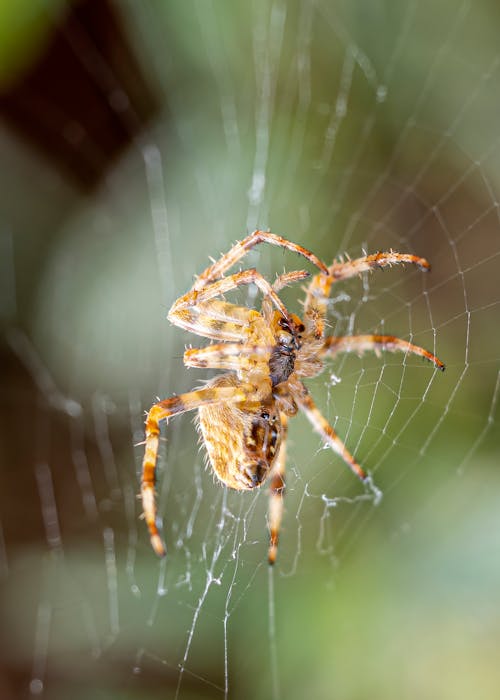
[261,411,270,420]
[297,323,305,333]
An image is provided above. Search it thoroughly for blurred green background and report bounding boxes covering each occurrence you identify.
[1,1,499,699]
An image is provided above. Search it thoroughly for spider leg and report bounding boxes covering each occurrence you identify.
[169,268,293,328]
[141,382,262,556]
[261,269,311,321]
[273,270,311,293]
[291,379,367,481]
[303,251,431,340]
[193,230,328,292]
[184,342,272,372]
[302,272,336,340]
[268,413,288,565]
[328,251,430,280]
[169,300,259,342]
[321,334,445,370]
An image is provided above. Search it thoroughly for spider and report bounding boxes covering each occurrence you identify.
[140,230,445,564]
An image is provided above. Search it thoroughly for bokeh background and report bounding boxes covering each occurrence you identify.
[1,1,500,698]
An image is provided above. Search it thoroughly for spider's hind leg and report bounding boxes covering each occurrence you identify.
[291,379,367,482]
[141,382,259,556]
[267,413,288,565]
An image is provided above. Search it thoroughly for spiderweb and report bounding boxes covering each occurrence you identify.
[2,1,500,699]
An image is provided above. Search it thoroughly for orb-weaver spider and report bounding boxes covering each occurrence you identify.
[141,230,444,564]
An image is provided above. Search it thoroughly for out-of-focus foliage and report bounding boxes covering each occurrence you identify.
[0,0,66,89]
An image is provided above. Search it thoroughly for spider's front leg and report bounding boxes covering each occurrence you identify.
[169,268,294,330]
[141,383,258,556]
[303,251,432,340]
[193,230,328,292]
[321,334,445,371]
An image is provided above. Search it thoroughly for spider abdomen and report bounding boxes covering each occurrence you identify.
[197,374,281,490]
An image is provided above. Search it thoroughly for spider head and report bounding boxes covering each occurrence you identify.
[273,312,305,348]
[269,312,305,386]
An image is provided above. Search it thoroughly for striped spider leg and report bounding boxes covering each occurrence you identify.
[320,335,445,370]
[302,251,432,341]
[267,412,288,565]
[142,380,264,556]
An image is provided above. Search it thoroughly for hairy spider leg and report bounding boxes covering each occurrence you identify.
[261,269,311,320]
[302,271,336,340]
[329,251,430,279]
[193,230,328,293]
[141,383,260,556]
[184,342,273,372]
[291,380,367,481]
[260,269,311,321]
[169,268,294,329]
[171,298,263,342]
[267,412,288,565]
[321,334,445,370]
[303,251,431,340]
[273,270,311,292]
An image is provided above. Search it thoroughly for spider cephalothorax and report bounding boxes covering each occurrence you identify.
[140,230,445,563]
[269,313,304,386]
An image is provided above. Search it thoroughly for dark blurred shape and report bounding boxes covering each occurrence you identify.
[0,0,158,190]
